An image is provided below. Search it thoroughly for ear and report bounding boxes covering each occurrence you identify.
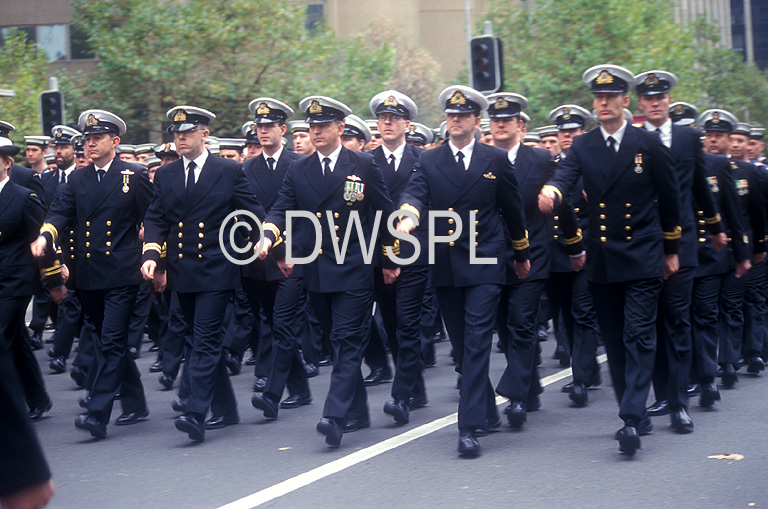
[280,124,287,136]
[622,94,630,108]
[111,136,121,149]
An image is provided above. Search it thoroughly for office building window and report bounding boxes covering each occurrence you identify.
[306,3,324,34]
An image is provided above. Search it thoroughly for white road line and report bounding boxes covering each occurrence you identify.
[217,354,608,509]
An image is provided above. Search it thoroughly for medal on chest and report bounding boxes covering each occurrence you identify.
[634,154,643,174]
[121,169,134,193]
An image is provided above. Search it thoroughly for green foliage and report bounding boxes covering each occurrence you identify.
[62,0,395,143]
[0,29,51,143]
[483,0,768,128]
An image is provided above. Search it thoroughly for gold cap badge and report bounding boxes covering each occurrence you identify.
[596,70,614,85]
[309,100,322,114]
[256,103,270,115]
[384,95,399,107]
[674,105,684,115]
[712,112,720,124]
[173,109,187,122]
[562,107,571,120]
[56,128,63,138]
[644,73,659,85]
[86,114,98,127]
[449,91,467,105]
[493,98,509,110]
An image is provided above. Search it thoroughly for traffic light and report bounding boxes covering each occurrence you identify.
[470,36,503,94]
[39,90,64,135]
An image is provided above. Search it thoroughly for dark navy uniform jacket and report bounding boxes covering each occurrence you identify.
[0,180,46,298]
[10,165,44,204]
[142,153,266,293]
[40,169,65,209]
[694,153,751,277]
[371,143,428,267]
[41,157,151,291]
[263,146,395,293]
[546,125,682,284]
[399,141,530,288]
[242,150,305,282]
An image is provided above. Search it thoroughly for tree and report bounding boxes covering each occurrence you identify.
[0,29,51,145]
[482,0,768,128]
[61,0,395,143]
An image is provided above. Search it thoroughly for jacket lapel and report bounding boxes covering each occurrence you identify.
[601,126,639,197]
[513,144,534,184]
[305,154,326,197]
[319,147,353,204]
[0,183,16,217]
[669,124,685,162]
[86,157,123,217]
[458,143,491,198]
[182,154,220,216]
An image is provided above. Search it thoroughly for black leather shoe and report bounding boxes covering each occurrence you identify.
[28,400,53,422]
[686,383,701,397]
[554,345,570,367]
[646,399,670,416]
[561,381,574,393]
[75,414,107,439]
[280,392,312,409]
[383,398,410,424]
[115,409,149,426]
[721,364,738,388]
[527,395,541,412]
[670,407,694,434]
[363,367,392,386]
[129,346,139,359]
[616,422,641,456]
[699,382,721,407]
[569,382,588,407]
[78,394,91,409]
[637,414,654,436]
[342,417,371,433]
[171,396,187,413]
[175,414,205,442]
[29,331,44,351]
[205,414,240,430]
[225,351,242,376]
[252,376,268,393]
[409,394,429,409]
[47,348,57,359]
[49,357,66,374]
[149,360,163,373]
[317,418,343,447]
[244,355,258,366]
[70,366,87,388]
[747,355,765,374]
[458,430,481,457]
[251,393,278,420]
[159,374,174,391]
[317,356,332,367]
[474,415,502,437]
[304,362,319,378]
[505,401,527,429]
[149,343,160,352]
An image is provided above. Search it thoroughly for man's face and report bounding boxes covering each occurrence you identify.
[540,136,560,156]
[84,133,118,162]
[245,143,262,159]
[377,113,409,145]
[447,112,480,140]
[748,138,765,160]
[219,149,242,161]
[119,153,137,162]
[366,132,382,151]
[557,127,584,152]
[173,127,208,159]
[136,152,151,163]
[148,166,157,182]
[705,132,730,155]
[490,116,522,145]
[310,121,343,154]
[54,144,75,169]
[258,122,286,153]
[341,135,365,152]
[160,154,179,165]
[292,132,313,155]
[593,93,629,124]
[26,145,45,165]
[730,134,749,160]
[636,93,671,124]
[76,154,89,168]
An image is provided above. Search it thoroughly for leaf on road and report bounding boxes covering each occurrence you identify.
[707,453,744,461]
[278,447,292,451]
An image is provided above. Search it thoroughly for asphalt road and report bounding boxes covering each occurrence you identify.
[28,329,768,509]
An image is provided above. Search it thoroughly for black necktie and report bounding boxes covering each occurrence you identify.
[97,169,105,182]
[323,157,332,178]
[60,171,66,185]
[186,161,196,197]
[267,157,275,171]
[388,154,396,172]
[456,151,465,171]
[606,136,616,153]
[655,128,662,136]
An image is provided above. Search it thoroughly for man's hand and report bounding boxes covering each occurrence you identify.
[30,236,47,258]
[257,237,273,260]
[382,267,401,284]
[277,258,294,278]
[736,258,752,278]
[663,254,679,280]
[141,260,157,280]
[538,187,556,214]
[50,285,68,303]
[708,232,727,252]
[1,479,54,509]
[61,264,69,285]
[397,217,415,234]
[153,271,167,292]
[570,253,586,272]
[514,259,531,280]
[138,226,144,242]
[753,252,767,264]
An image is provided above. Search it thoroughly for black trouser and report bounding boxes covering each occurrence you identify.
[28,282,56,334]
[1,296,48,410]
[51,288,83,360]
[742,259,767,356]
[718,270,748,367]
[161,292,188,380]
[222,288,255,358]
[691,273,725,383]
[80,286,146,423]
[126,279,155,353]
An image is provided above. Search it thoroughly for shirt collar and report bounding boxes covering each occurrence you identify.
[600,119,628,148]
[508,141,521,164]
[317,143,343,170]
[182,149,209,171]
[449,138,476,161]
[382,142,406,161]
[263,146,284,166]
[0,174,9,194]
[95,158,115,173]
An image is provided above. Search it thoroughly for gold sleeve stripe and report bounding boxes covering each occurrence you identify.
[272,236,284,248]
[705,214,722,225]
[565,229,583,245]
[663,226,682,240]
[263,222,280,238]
[40,223,58,244]
[542,185,562,203]
[398,204,420,220]
[143,242,162,254]
[160,242,167,258]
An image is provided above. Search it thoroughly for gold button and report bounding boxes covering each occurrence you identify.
[626,236,632,241]
[106,231,111,237]
[106,221,112,226]
[475,231,479,237]
[178,232,183,238]
[178,243,183,249]
[475,221,479,225]
[600,237,606,242]
[86,221,91,227]
[336,237,340,242]
[198,222,204,228]
[698,220,705,225]
[600,225,606,231]
[553,234,559,240]
[475,242,478,247]
[198,243,203,249]
[448,219,454,225]
[334,225,339,231]
[85,242,90,247]
[599,214,606,220]
[334,212,339,219]
[553,225,559,230]
[70,230,74,235]
[448,207,453,212]
[316,212,322,218]
[70,255,75,259]
[474,209,478,214]
[449,241,455,247]
[625,226,631,231]
[106,241,111,247]
[554,215,559,221]
[698,210,704,215]
[86,231,90,237]
[70,247,74,251]
[574,208,580,213]
[105,251,110,256]
[198,233,204,238]
[448,230,454,235]
[625,214,631,219]
[699,238,706,243]
[86,253,91,258]
[178,222,184,228]
[599,203,605,208]
[625,203,631,208]
[319,249,323,254]
[70,238,74,243]
[178,253,183,259]
[198,254,203,258]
